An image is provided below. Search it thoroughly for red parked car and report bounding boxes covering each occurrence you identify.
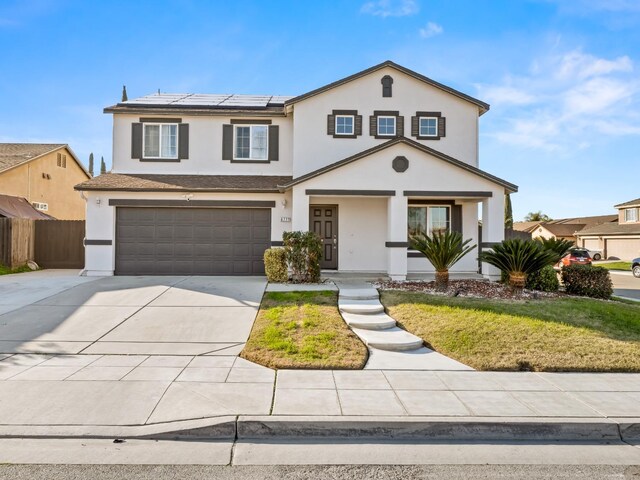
[558,248,592,268]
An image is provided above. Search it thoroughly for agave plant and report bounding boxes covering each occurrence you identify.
[479,239,558,291]
[410,231,476,291]
[534,237,574,266]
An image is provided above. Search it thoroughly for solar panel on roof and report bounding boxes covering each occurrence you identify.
[121,92,293,108]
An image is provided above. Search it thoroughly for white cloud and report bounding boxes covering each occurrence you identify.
[360,0,419,18]
[419,21,443,38]
[481,49,640,152]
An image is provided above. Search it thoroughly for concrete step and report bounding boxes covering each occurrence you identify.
[338,299,384,315]
[338,288,380,301]
[341,312,397,330]
[351,327,424,351]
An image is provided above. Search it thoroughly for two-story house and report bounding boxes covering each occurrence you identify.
[75,61,517,279]
[1,143,90,220]
[577,198,640,260]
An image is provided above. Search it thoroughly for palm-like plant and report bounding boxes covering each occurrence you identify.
[535,237,574,266]
[410,231,476,291]
[479,239,558,291]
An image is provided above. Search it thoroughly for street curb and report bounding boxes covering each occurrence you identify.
[0,416,637,443]
[237,416,625,442]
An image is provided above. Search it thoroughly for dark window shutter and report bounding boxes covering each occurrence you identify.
[369,115,377,136]
[396,116,404,137]
[438,117,446,137]
[268,125,279,161]
[131,123,143,159]
[178,123,189,159]
[354,115,362,136]
[381,75,393,97]
[222,124,233,160]
[411,116,419,137]
[451,205,462,234]
[327,114,335,135]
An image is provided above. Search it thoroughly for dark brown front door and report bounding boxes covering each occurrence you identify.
[310,205,338,269]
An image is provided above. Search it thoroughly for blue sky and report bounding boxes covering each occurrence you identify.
[1,0,639,220]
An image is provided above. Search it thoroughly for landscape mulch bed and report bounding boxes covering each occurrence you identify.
[375,279,561,300]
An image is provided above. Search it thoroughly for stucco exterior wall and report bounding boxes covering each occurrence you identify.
[0,148,89,219]
[292,65,480,177]
[111,114,293,176]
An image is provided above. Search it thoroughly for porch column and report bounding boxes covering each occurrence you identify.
[481,194,505,281]
[291,185,309,231]
[387,194,408,280]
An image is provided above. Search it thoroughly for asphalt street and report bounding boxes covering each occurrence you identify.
[610,271,640,300]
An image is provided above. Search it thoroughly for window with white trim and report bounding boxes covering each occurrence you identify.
[234,125,268,160]
[624,208,638,222]
[377,116,396,136]
[335,115,354,135]
[419,117,438,137]
[32,202,48,212]
[408,205,450,238]
[143,123,178,159]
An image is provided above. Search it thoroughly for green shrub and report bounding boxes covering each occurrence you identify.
[525,265,559,292]
[561,264,613,299]
[282,231,322,283]
[264,248,288,283]
[535,237,574,265]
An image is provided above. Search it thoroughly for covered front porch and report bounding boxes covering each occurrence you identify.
[289,188,504,281]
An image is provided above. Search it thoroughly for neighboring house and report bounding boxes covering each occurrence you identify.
[0,144,91,220]
[75,61,517,279]
[0,193,53,219]
[515,215,618,245]
[577,198,640,260]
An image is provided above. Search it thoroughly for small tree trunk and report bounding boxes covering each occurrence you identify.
[509,272,526,292]
[435,270,449,291]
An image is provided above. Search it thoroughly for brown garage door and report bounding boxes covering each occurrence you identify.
[115,207,270,275]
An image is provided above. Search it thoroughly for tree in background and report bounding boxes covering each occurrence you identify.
[122,85,128,102]
[100,157,106,174]
[88,152,94,177]
[504,193,513,229]
[524,211,552,222]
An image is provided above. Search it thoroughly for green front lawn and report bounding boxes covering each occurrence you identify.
[595,261,632,271]
[241,291,368,369]
[0,264,32,276]
[381,291,640,372]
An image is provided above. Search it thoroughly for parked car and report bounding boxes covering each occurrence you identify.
[633,257,640,278]
[585,248,603,261]
[558,248,592,268]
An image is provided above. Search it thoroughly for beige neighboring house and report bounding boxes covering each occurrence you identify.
[514,214,617,245]
[0,143,91,220]
[576,198,640,260]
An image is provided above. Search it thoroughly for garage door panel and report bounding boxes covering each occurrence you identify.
[115,207,270,275]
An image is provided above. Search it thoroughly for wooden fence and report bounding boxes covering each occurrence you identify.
[0,219,85,269]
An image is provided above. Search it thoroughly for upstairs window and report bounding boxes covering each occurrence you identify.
[419,117,438,137]
[234,125,268,160]
[381,75,393,97]
[143,123,178,159]
[377,116,396,136]
[335,115,354,135]
[624,208,638,222]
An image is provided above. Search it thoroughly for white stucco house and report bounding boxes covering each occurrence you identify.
[76,61,517,280]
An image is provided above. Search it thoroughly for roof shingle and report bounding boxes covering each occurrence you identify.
[0,143,65,173]
[577,222,640,236]
[74,173,292,193]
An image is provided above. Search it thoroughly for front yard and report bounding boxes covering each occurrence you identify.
[381,290,640,372]
[596,261,632,271]
[241,291,368,369]
[0,264,32,276]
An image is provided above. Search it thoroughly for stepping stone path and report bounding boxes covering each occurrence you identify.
[338,286,424,352]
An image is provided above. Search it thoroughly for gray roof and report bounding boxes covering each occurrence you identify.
[106,93,293,114]
[75,173,292,193]
[576,222,640,236]
[615,197,640,208]
[542,223,586,236]
[280,137,517,192]
[0,143,66,174]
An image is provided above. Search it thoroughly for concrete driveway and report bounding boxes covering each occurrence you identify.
[0,271,266,355]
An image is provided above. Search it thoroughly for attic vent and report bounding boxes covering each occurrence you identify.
[381,75,393,97]
[33,202,48,211]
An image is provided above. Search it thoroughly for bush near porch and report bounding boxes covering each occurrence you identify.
[241,291,368,369]
[381,290,640,372]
